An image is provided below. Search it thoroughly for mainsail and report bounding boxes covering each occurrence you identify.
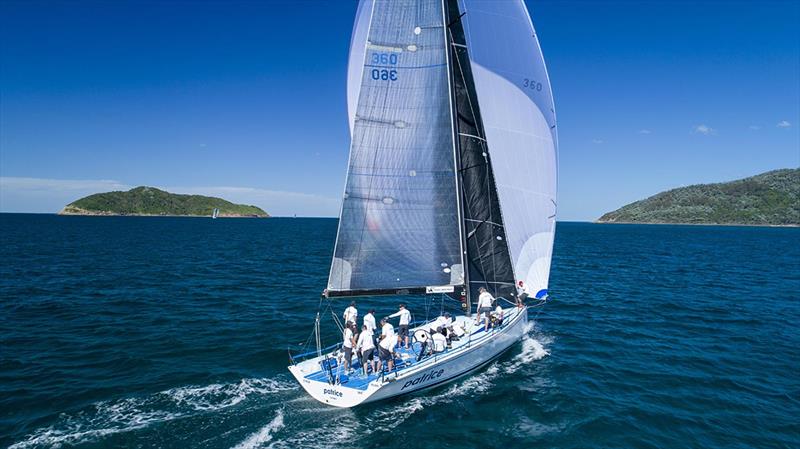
[335,0,557,300]
[329,0,463,296]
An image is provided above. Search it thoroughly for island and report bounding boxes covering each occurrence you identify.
[59,186,269,218]
[597,168,799,226]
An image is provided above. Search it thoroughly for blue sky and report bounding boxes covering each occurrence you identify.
[1,0,798,219]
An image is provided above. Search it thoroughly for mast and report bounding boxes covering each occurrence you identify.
[442,0,470,315]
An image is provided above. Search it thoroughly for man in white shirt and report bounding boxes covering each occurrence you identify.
[476,287,494,330]
[388,303,412,349]
[342,322,356,373]
[356,324,376,375]
[431,330,448,352]
[363,308,377,349]
[343,301,358,326]
[429,312,452,335]
[381,318,395,343]
[378,318,396,372]
[363,309,376,334]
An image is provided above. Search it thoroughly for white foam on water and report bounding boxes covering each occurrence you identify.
[231,409,285,449]
[505,335,550,373]
[167,377,297,412]
[266,408,357,449]
[9,377,297,449]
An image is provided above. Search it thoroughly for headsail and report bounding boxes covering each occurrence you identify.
[329,0,463,296]
[446,0,516,302]
[458,0,558,299]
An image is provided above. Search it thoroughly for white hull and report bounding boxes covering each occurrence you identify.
[289,306,529,408]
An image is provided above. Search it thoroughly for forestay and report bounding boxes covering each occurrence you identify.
[459,0,558,299]
[329,0,463,295]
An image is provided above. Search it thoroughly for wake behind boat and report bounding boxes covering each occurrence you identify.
[289,0,558,408]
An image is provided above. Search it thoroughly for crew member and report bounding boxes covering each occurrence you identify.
[516,280,528,308]
[476,287,494,330]
[378,332,396,373]
[388,303,412,349]
[343,301,358,326]
[342,322,357,372]
[431,329,448,353]
[356,324,376,375]
[363,309,376,335]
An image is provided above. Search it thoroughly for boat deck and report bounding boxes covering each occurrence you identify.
[301,312,510,391]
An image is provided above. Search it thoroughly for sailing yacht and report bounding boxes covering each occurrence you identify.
[289,0,557,407]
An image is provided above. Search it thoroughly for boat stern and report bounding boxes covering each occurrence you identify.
[288,363,378,408]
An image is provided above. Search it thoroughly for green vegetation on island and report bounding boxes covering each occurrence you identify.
[60,186,269,217]
[597,168,799,226]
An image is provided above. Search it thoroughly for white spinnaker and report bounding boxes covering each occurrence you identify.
[459,0,558,299]
[347,0,373,136]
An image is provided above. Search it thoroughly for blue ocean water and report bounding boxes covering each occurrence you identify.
[1,214,798,448]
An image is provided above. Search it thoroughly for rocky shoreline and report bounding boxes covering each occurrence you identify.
[58,206,264,218]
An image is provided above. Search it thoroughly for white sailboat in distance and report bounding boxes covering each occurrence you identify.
[288,0,557,407]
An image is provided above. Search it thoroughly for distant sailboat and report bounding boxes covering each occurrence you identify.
[212,208,219,219]
[289,0,557,407]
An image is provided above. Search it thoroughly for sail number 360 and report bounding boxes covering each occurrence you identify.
[371,52,398,81]
[523,78,543,91]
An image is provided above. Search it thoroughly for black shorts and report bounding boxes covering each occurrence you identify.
[361,347,374,362]
[398,325,409,338]
[479,307,492,318]
[343,346,353,362]
[378,346,392,361]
